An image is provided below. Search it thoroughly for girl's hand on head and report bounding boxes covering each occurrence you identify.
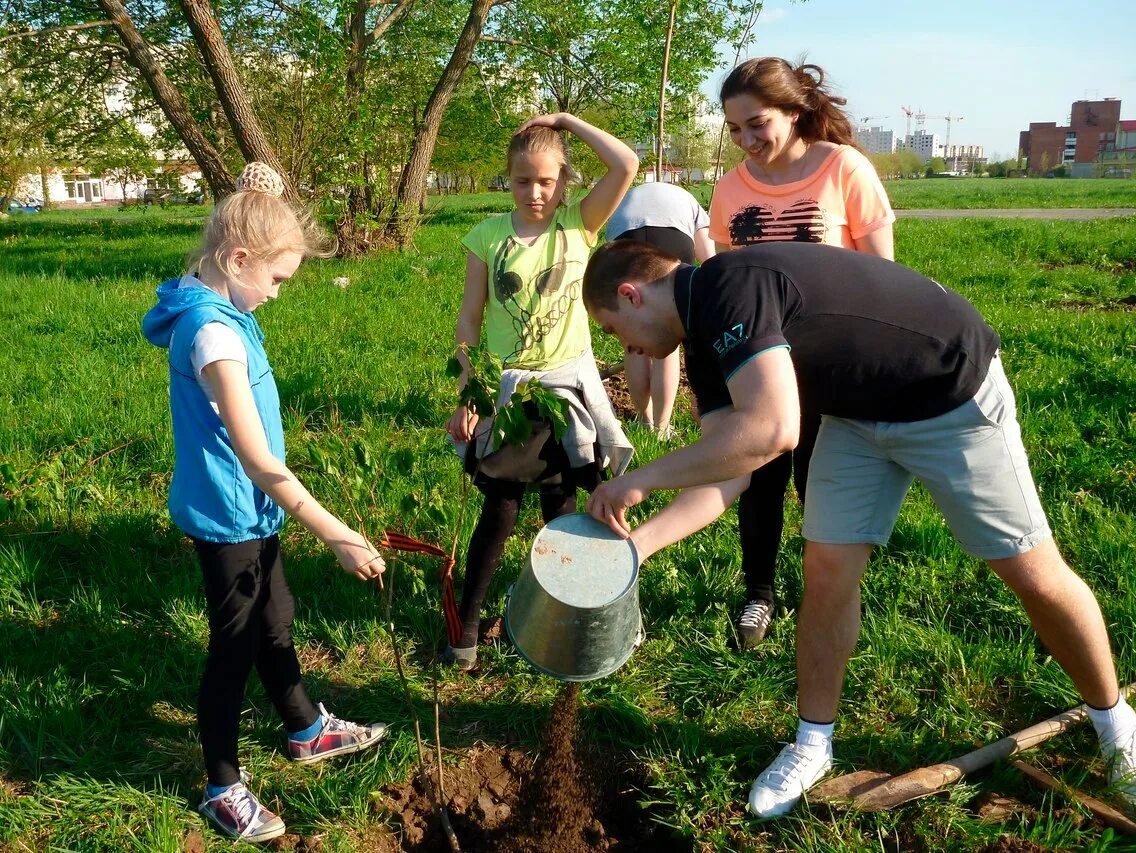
[446,405,479,443]
[331,529,386,582]
[517,113,567,133]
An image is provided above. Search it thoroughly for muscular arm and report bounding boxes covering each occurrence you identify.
[630,408,750,562]
[587,347,800,536]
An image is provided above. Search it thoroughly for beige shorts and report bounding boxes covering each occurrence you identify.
[802,356,1051,560]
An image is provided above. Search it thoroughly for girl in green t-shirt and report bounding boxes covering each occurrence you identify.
[443,113,639,670]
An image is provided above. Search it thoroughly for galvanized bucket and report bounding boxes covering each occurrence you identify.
[505,512,642,682]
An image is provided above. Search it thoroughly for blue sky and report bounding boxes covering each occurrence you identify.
[700,0,1136,159]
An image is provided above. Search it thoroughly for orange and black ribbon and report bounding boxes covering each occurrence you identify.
[379,531,462,646]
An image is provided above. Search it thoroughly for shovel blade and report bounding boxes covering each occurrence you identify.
[809,769,894,805]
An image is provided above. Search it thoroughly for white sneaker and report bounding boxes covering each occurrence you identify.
[1103,727,1136,805]
[748,741,833,819]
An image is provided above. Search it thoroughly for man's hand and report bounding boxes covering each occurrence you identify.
[586,474,651,538]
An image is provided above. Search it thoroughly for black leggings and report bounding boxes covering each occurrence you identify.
[456,466,600,649]
[738,412,822,604]
[193,534,320,787]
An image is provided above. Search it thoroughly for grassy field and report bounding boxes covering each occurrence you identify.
[680,176,1136,211]
[1,196,1135,851]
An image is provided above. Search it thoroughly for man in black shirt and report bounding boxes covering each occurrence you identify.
[581,240,1136,819]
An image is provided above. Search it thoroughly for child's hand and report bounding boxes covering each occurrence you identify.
[447,404,479,443]
[517,113,568,133]
[331,529,385,582]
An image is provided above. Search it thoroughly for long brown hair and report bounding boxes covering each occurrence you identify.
[720,57,860,148]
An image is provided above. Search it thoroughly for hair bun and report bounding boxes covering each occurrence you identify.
[236,161,285,198]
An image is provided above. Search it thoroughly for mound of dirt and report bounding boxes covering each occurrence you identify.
[378,685,690,852]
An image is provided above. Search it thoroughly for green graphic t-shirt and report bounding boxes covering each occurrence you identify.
[462,200,597,371]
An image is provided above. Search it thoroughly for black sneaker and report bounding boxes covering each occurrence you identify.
[737,599,774,648]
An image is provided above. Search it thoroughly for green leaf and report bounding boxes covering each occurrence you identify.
[354,442,372,470]
[445,355,463,379]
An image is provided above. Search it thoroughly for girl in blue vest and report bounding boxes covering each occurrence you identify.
[143,163,388,844]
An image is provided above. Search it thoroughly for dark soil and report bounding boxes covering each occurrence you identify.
[478,615,504,646]
[268,835,324,852]
[973,792,1039,824]
[497,683,591,853]
[602,370,637,422]
[600,355,694,425]
[378,684,690,852]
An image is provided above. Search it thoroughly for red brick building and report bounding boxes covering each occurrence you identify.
[1018,98,1124,175]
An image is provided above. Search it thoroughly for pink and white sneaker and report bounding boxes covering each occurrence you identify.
[287,702,388,765]
[197,781,285,843]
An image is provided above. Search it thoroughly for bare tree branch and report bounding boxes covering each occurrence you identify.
[479,34,617,108]
[366,0,414,46]
[0,19,113,46]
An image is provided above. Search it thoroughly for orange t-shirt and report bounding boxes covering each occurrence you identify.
[709,145,894,249]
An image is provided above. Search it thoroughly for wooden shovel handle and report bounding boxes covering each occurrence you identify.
[854,684,1135,811]
[1012,759,1136,835]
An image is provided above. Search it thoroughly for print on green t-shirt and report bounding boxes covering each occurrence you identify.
[462,201,596,371]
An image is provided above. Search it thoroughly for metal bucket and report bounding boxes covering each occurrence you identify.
[505,512,642,682]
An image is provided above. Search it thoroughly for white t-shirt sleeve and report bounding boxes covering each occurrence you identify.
[692,197,710,231]
[188,323,247,410]
[190,322,247,376]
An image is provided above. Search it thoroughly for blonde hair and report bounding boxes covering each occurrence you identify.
[187,162,334,281]
[507,126,575,180]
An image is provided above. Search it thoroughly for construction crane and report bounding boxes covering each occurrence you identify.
[858,115,888,126]
[924,113,965,152]
[901,105,914,138]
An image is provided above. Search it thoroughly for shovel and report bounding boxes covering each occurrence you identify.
[810,683,1136,812]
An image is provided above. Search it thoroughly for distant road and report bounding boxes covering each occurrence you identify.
[897,208,1136,220]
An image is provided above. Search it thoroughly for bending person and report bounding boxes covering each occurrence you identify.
[580,239,1136,819]
[606,181,715,438]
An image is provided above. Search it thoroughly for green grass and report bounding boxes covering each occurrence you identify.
[1,202,1135,851]
[883,177,1136,210]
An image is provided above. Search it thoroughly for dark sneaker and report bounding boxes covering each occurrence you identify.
[197,782,286,843]
[737,599,774,648]
[440,644,477,671]
[287,702,388,765]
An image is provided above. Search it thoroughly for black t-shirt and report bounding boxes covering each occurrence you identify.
[676,243,1001,423]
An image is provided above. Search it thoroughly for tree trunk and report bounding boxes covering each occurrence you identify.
[39,165,51,210]
[95,0,235,199]
[383,0,494,248]
[177,0,296,202]
[655,0,677,184]
[336,0,373,253]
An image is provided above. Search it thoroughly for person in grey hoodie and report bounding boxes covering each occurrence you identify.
[142,162,388,844]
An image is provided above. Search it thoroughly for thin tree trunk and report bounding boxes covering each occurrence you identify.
[95,0,235,198]
[177,0,296,201]
[655,0,677,184]
[337,0,372,252]
[39,165,51,210]
[383,0,494,248]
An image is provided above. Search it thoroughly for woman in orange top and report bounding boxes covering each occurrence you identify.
[708,57,896,648]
